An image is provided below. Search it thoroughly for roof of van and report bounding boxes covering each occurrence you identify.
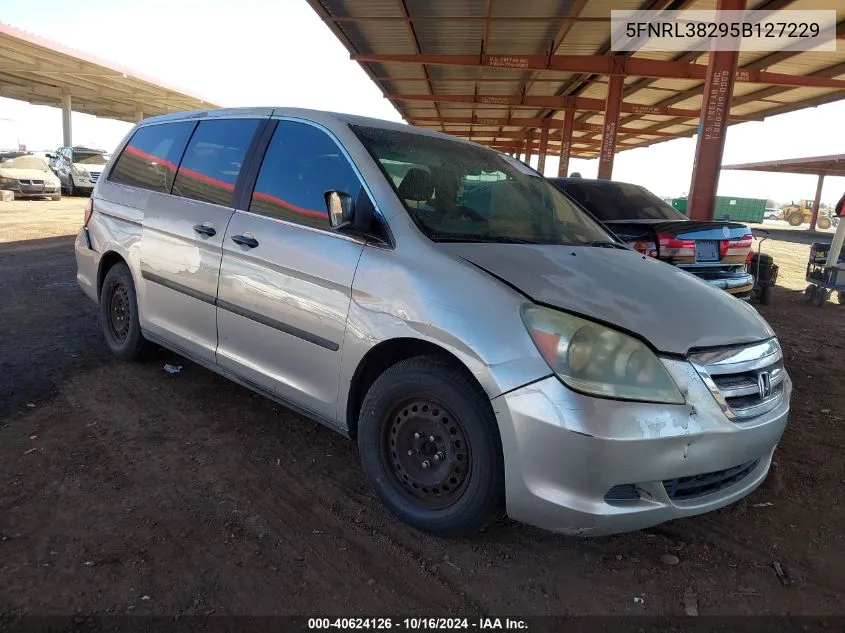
[140,107,495,149]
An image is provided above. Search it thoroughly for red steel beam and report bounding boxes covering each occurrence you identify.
[687,0,745,221]
[559,110,575,177]
[354,54,845,90]
[390,93,762,121]
[411,116,683,137]
[330,15,610,22]
[537,126,550,174]
[598,74,624,180]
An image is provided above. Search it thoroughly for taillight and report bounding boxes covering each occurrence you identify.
[83,198,93,227]
[722,233,752,258]
[657,233,695,259]
[627,240,658,258]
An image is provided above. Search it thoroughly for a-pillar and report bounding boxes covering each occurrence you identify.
[537,126,550,175]
[810,173,825,231]
[61,91,72,147]
[558,109,574,177]
[687,0,746,220]
[597,72,624,180]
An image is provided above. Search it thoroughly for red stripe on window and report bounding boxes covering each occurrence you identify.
[252,190,325,219]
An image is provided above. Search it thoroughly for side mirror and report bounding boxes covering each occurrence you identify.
[325,190,355,229]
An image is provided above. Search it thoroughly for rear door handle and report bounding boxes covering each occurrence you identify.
[231,234,259,248]
[193,223,216,237]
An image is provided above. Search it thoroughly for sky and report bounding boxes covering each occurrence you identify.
[0,0,843,205]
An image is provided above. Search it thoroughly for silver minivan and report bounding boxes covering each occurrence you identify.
[75,108,791,537]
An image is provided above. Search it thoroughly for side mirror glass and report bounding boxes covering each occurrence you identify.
[325,190,354,229]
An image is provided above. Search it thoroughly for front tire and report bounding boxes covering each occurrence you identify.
[99,262,151,360]
[788,213,803,227]
[357,356,504,537]
[818,217,832,230]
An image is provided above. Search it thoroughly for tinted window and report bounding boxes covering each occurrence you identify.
[249,121,363,230]
[562,181,686,222]
[109,122,195,193]
[172,119,260,207]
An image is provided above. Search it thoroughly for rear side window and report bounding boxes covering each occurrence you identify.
[249,121,363,230]
[109,122,195,193]
[172,118,260,207]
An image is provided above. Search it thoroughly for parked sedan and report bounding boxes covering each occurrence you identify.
[0,155,62,200]
[549,178,755,300]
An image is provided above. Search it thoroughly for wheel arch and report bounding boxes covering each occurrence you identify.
[97,250,129,299]
[345,337,487,440]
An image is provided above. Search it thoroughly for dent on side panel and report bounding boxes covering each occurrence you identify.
[87,195,145,295]
[336,236,552,426]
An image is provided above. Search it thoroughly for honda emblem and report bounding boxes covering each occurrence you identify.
[757,371,772,399]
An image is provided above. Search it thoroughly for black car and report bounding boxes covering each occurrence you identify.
[549,178,755,300]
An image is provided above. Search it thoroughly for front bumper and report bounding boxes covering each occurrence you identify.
[1,184,60,198]
[492,359,790,536]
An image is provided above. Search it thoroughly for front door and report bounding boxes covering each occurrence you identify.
[216,120,367,421]
[138,117,262,363]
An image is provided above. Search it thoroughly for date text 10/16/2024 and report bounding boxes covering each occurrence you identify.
[308,618,528,630]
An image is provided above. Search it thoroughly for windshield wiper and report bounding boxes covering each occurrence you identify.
[582,240,629,250]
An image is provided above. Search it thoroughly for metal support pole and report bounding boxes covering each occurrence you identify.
[537,126,550,175]
[61,91,72,147]
[558,110,574,178]
[810,173,825,231]
[597,73,623,180]
[687,0,745,221]
[525,129,535,165]
[135,106,145,123]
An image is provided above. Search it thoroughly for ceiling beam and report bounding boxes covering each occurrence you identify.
[353,53,845,90]
[389,93,762,120]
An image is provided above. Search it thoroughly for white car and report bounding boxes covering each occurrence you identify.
[53,146,111,196]
[0,155,61,200]
[764,208,782,220]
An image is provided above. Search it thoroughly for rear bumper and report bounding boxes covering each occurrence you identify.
[704,272,755,296]
[75,228,99,303]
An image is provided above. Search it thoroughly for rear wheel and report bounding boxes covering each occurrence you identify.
[818,217,832,230]
[814,287,829,307]
[357,356,504,537]
[805,284,818,302]
[99,262,151,360]
[759,285,773,305]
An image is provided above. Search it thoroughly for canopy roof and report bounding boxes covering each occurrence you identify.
[0,23,218,123]
[307,0,845,159]
[723,153,845,177]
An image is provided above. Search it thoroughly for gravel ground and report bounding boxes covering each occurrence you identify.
[1,199,843,617]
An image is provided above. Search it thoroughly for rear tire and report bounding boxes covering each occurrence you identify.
[818,217,832,230]
[804,285,817,302]
[759,285,773,305]
[357,355,504,537]
[814,288,829,307]
[99,262,151,360]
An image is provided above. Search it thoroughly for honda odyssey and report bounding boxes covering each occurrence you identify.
[75,108,791,537]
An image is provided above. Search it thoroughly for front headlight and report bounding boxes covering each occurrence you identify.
[521,305,684,404]
[0,177,17,186]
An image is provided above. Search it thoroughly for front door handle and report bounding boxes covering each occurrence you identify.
[193,223,216,237]
[231,234,259,248]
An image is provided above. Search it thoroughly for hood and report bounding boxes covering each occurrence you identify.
[73,162,104,174]
[439,243,773,356]
[0,167,57,180]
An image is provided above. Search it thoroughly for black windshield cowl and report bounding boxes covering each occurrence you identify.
[582,240,630,250]
[430,234,541,244]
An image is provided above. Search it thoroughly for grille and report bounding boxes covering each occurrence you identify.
[691,339,785,421]
[19,179,44,185]
[663,459,759,501]
[89,172,101,183]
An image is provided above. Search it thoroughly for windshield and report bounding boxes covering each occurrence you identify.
[560,180,686,222]
[2,156,49,171]
[73,151,109,165]
[351,125,612,245]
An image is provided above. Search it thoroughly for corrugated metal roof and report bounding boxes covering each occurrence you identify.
[308,0,845,159]
[0,23,217,122]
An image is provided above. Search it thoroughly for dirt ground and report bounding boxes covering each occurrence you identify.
[1,199,844,617]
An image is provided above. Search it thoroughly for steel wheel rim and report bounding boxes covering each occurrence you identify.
[380,398,471,510]
[108,283,130,341]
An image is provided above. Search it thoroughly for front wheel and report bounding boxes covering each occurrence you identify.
[99,262,152,360]
[818,217,832,230]
[788,213,803,227]
[357,356,504,537]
